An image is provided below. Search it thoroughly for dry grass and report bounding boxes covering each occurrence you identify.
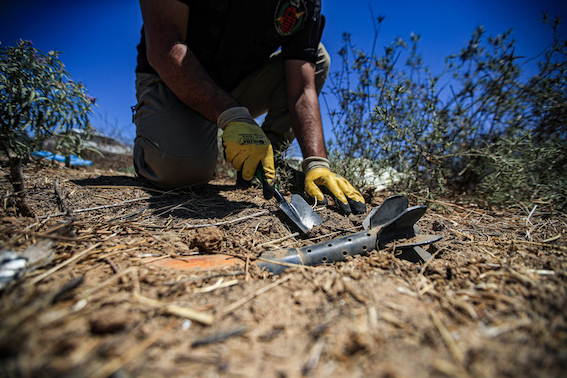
[0,162,566,377]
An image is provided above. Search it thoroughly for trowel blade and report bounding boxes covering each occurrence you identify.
[290,194,322,229]
[275,190,321,234]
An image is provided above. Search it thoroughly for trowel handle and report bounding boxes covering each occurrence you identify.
[255,163,276,200]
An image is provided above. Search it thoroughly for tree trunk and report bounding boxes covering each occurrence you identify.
[9,155,35,217]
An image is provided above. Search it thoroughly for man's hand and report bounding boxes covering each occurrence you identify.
[303,157,366,215]
[219,107,276,188]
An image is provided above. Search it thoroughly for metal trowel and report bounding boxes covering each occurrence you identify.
[256,165,322,234]
[274,189,322,234]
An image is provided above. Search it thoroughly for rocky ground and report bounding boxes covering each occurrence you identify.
[0,159,566,378]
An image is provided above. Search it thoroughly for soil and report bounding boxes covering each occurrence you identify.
[0,158,566,378]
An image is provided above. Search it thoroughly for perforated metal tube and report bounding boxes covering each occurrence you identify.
[257,229,379,275]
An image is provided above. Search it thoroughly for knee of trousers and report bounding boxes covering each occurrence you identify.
[315,43,331,94]
[134,137,218,190]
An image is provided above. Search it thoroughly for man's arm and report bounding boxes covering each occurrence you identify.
[284,59,326,158]
[285,59,366,214]
[139,0,239,123]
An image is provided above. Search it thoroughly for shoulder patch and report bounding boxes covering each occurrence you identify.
[274,0,308,36]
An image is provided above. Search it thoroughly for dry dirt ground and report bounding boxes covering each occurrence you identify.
[0,160,566,378]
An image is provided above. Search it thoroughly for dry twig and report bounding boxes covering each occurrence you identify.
[134,292,214,325]
[429,309,464,364]
[182,210,270,229]
[222,274,292,315]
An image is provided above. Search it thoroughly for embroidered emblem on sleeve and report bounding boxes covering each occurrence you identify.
[274,0,308,36]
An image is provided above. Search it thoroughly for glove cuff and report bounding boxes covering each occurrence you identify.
[302,156,330,174]
[217,107,257,130]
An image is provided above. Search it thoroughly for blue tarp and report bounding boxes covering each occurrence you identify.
[32,151,92,166]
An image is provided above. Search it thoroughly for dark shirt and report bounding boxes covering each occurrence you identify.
[136,0,324,91]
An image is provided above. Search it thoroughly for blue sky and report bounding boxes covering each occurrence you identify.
[1,0,566,149]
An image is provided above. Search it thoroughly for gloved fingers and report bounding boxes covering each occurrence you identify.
[335,176,366,214]
[315,195,328,206]
[347,197,366,214]
[223,146,238,166]
[321,185,352,214]
[304,167,366,215]
[321,176,349,205]
[306,169,348,210]
[241,156,261,181]
[335,176,365,203]
[305,177,326,203]
[305,167,339,204]
[221,120,273,183]
[261,145,276,185]
[230,153,247,174]
[260,146,276,200]
[317,174,353,214]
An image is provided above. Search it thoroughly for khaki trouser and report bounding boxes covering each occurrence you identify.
[133,43,330,190]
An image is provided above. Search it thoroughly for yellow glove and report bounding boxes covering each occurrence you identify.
[218,107,275,190]
[303,157,366,215]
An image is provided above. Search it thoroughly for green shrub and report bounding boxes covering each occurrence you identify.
[0,40,96,215]
[325,14,566,210]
